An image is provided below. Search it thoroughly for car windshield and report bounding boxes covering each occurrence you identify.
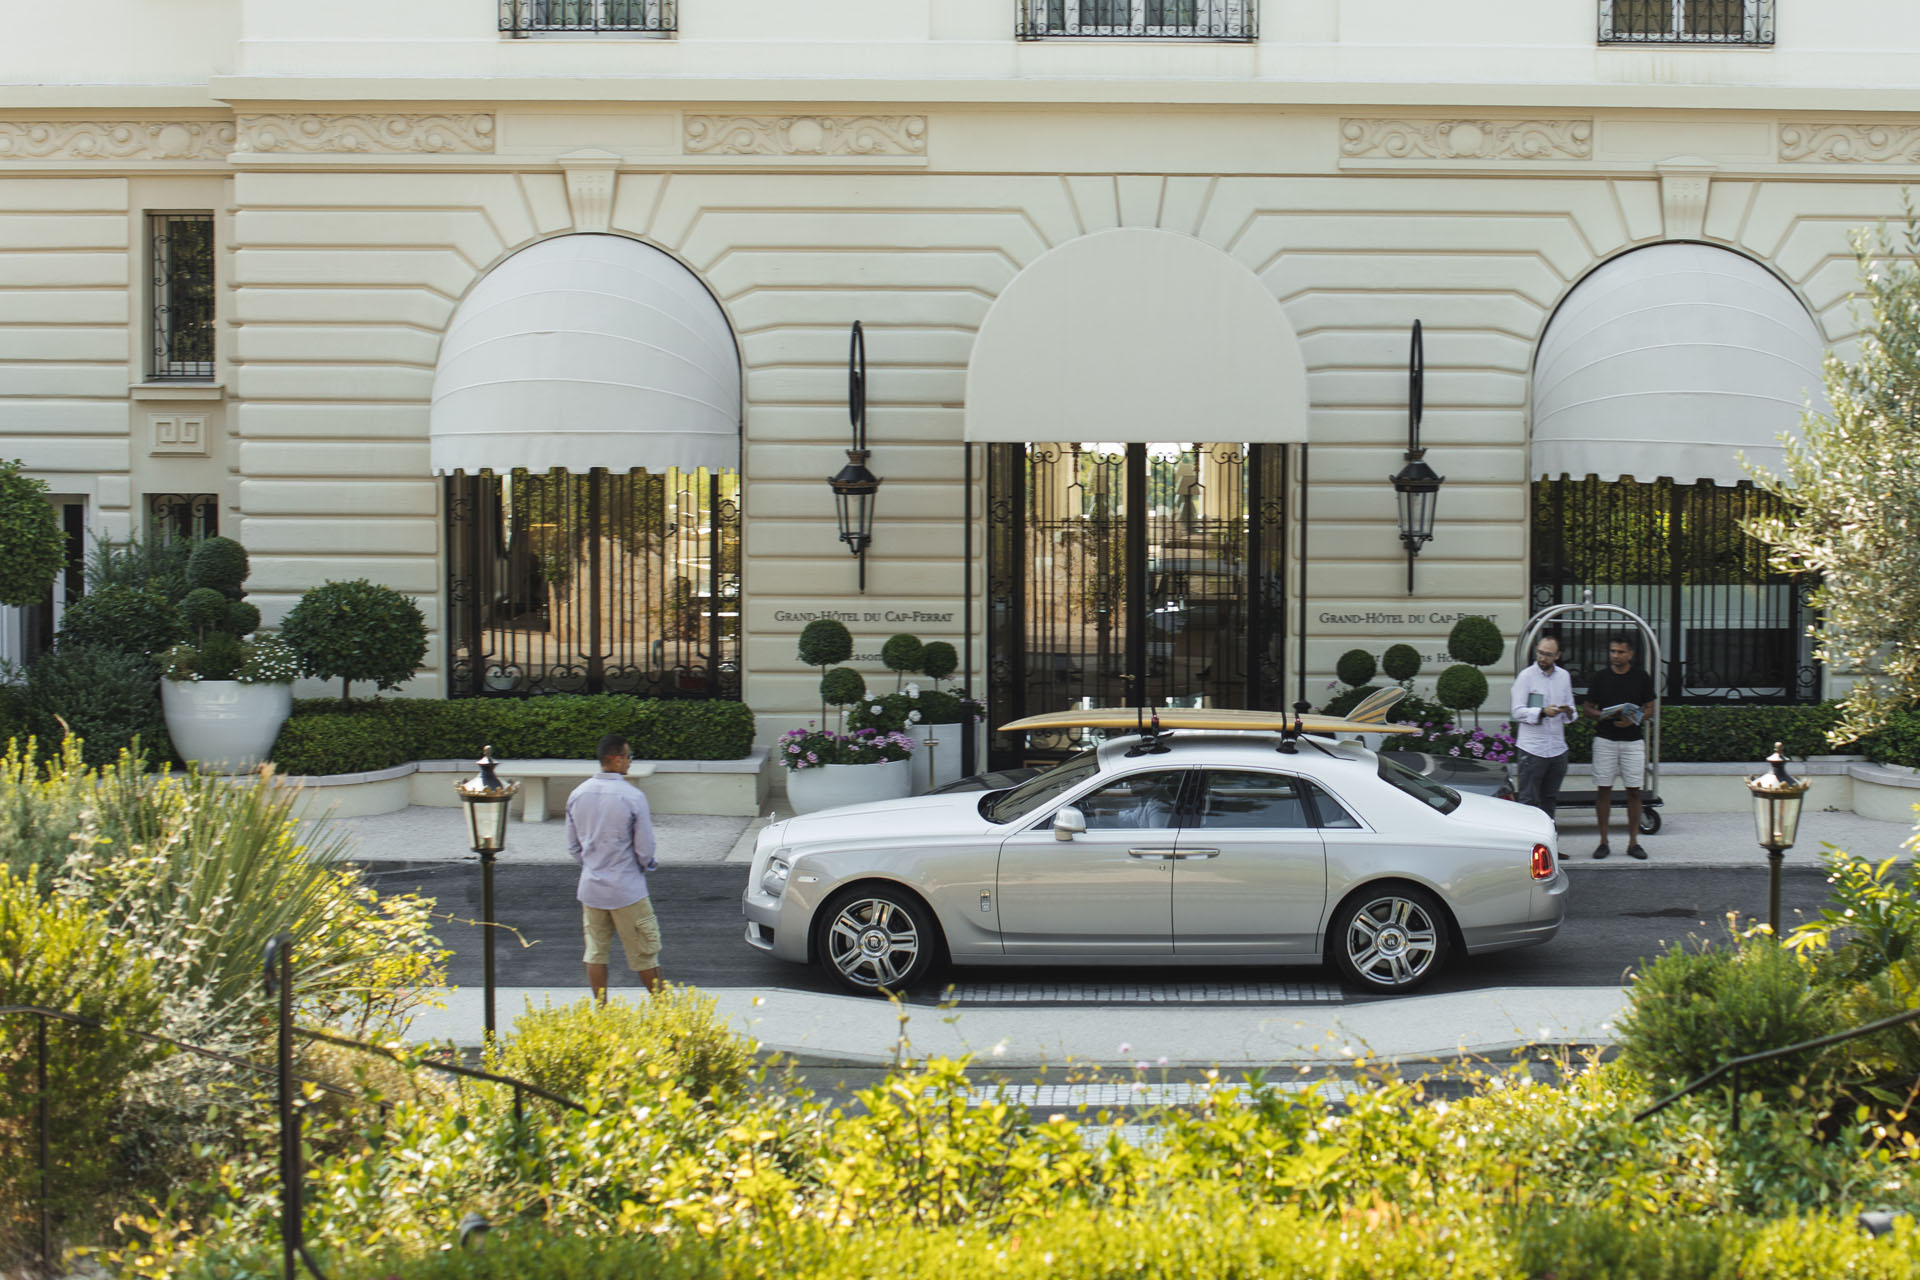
[1376,753,1461,815]
[984,751,1100,824]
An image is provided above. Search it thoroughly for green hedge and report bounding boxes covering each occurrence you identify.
[1567,701,1848,765]
[269,695,755,776]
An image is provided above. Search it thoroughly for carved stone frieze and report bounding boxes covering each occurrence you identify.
[237,114,496,154]
[0,119,235,160]
[1779,123,1920,163]
[684,115,927,157]
[1340,118,1593,161]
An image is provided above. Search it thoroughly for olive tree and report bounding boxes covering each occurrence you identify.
[1747,214,1920,743]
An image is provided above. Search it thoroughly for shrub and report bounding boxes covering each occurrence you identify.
[20,643,170,767]
[280,578,429,701]
[55,583,185,662]
[0,459,65,609]
[185,535,247,599]
[1435,662,1490,713]
[820,665,867,716]
[1447,614,1505,667]
[179,585,232,637]
[796,618,852,669]
[1334,648,1377,687]
[920,640,958,683]
[881,633,924,688]
[84,530,193,603]
[1381,643,1421,682]
[488,988,756,1105]
[0,685,26,754]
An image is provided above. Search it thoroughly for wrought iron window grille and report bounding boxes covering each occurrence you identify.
[147,492,219,543]
[1599,0,1774,45]
[500,0,675,35]
[148,212,215,381]
[1016,0,1257,40]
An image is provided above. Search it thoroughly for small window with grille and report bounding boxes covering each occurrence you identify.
[500,0,674,34]
[1599,0,1773,45]
[147,492,219,543]
[1017,0,1257,39]
[148,213,215,380]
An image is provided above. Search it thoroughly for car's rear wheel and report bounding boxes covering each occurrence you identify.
[1330,885,1450,993]
[816,887,938,995]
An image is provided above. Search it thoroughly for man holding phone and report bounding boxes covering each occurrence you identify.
[1510,633,1576,821]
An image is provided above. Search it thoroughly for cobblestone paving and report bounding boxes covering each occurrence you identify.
[946,980,1345,1005]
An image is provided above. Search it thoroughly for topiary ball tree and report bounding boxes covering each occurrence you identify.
[186,535,249,601]
[1335,648,1377,689]
[797,618,854,722]
[1447,615,1505,669]
[920,640,958,685]
[280,578,429,702]
[0,459,65,609]
[820,666,867,729]
[881,633,924,690]
[1435,663,1490,725]
[1381,643,1422,684]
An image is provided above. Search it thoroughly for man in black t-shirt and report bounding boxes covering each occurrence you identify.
[1580,632,1658,860]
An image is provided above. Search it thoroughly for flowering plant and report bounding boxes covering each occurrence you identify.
[158,631,301,685]
[846,684,984,734]
[1395,718,1517,765]
[778,724,917,771]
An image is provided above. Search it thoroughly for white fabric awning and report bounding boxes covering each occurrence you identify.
[1532,242,1829,485]
[431,234,740,475]
[964,228,1309,443]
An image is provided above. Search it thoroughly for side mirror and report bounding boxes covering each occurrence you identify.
[1053,806,1087,841]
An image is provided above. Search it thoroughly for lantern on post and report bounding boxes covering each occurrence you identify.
[1745,742,1809,936]
[829,320,883,591]
[1390,319,1445,593]
[454,745,518,1040]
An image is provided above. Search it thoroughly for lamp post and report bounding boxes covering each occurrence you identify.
[829,320,883,591]
[454,746,518,1041]
[1391,319,1444,593]
[1746,742,1809,936]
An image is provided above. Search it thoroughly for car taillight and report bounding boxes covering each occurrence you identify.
[1531,844,1554,879]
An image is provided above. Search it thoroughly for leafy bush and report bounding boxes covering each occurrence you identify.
[0,458,65,609]
[55,583,185,662]
[1789,847,1920,1087]
[19,643,170,767]
[1381,643,1421,682]
[1435,662,1490,713]
[820,665,867,713]
[880,633,924,687]
[487,988,756,1105]
[185,535,247,599]
[0,684,26,754]
[280,578,429,701]
[1334,648,1376,687]
[84,530,193,603]
[920,640,958,682]
[1862,708,1920,767]
[796,618,853,669]
[1447,614,1505,667]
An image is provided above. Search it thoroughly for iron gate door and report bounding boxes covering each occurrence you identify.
[985,442,1286,767]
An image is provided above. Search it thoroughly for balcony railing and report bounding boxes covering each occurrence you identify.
[500,0,675,36]
[1599,0,1774,45]
[1016,0,1257,40]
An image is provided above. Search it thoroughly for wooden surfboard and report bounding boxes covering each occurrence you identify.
[999,687,1417,737]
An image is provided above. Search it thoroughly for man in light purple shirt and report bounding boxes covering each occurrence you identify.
[1509,633,1577,821]
[565,733,662,1000]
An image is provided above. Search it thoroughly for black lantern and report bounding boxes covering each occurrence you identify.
[830,321,883,591]
[1391,319,1445,593]
[454,745,518,1040]
[1746,742,1809,935]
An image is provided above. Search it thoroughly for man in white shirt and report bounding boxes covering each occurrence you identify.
[1509,634,1576,820]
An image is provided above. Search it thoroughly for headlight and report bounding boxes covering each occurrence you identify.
[760,856,791,898]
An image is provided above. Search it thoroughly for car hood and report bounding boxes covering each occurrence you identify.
[1450,789,1555,842]
[773,789,995,847]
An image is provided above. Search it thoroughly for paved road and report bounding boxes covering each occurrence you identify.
[359,859,1837,1002]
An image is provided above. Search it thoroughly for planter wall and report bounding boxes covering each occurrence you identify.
[163,680,293,774]
[786,758,913,814]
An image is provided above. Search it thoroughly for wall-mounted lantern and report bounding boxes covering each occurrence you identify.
[829,320,882,591]
[1390,319,1445,593]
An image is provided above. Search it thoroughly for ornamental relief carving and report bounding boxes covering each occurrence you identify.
[1779,123,1920,163]
[1340,118,1593,161]
[684,115,927,157]
[0,119,235,160]
[236,114,496,154]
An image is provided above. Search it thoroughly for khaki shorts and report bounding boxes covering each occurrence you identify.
[582,897,662,970]
[1592,737,1647,790]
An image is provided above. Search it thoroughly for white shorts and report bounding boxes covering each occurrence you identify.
[1591,737,1647,790]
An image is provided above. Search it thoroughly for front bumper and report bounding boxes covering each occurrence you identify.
[742,886,810,963]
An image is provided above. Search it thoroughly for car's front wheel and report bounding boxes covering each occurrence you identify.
[815,887,938,995]
[1329,885,1450,993]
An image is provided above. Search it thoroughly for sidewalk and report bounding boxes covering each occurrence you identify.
[329,802,1916,1067]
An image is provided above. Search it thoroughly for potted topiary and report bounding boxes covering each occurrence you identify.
[155,536,300,774]
[820,665,867,730]
[880,633,924,691]
[1445,615,1505,728]
[779,724,916,815]
[280,578,429,703]
[797,618,854,724]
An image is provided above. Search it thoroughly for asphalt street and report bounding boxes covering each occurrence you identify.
[358,859,1840,1003]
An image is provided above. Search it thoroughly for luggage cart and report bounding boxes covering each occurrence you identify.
[1515,595,1664,835]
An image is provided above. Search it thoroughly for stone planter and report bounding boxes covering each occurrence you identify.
[907,721,967,794]
[162,679,293,774]
[785,758,913,815]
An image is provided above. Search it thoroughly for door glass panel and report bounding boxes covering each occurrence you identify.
[1146,443,1250,710]
[1303,780,1362,829]
[1070,771,1186,831]
[1196,770,1311,830]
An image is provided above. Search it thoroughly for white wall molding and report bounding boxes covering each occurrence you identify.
[1339,118,1593,163]
[235,113,497,155]
[0,118,233,160]
[559,150,620,231]
[684,114,927,157]
[1656,157,1716,239]
[1780,122,1920,163]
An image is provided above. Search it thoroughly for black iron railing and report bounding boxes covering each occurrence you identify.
[1635,1004,1920,1133]
[5,935,581,1280]
[500,0,675,35]
[1599,0,1774,45]
[148,212,215,381]
[1016,0,1257,40]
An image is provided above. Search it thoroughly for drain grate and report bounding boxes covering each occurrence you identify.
[945,980,1345,1005]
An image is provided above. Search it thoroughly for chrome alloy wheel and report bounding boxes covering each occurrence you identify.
[1343,894,1440,989]
[823,896,922,990]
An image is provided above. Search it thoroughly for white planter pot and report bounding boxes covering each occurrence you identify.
[162,680,294,774]
[907,722,967,794]
[785,758,913,815]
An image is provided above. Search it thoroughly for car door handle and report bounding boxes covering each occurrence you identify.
[1172,848,1220,859]
[1127,848,1178,859]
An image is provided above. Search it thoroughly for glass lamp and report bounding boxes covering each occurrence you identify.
[455,745,518,854]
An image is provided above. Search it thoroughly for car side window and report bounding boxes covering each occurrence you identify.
[1067,771,1187,831]
[1194,770,1311,830]
[1303,780,1363,829]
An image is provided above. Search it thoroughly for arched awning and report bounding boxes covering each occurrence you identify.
[431,234,741,475]
[964,228,1309,443]
[1532,243,1829,485]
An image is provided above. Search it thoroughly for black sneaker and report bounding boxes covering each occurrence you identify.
[1592,843,1611,860]
[1626,844,1648,860]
